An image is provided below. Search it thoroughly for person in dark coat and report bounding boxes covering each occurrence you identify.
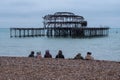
[56,50,65,59]
[74,53,84,60]
[44,50,52,58]
[28,51,35,57]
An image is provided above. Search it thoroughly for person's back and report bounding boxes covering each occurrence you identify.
[44,50,52,58]
[85,52,94,60]
[74,53,84,60]
[28,51,35,57]
[56,50,64,59]
[36,51,42,59]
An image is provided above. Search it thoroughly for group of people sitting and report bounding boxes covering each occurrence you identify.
[74,52,94,60]
[28,50,94,60]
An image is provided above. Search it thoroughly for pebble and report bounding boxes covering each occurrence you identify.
[0,57,120,80]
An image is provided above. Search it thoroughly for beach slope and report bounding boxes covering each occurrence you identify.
[0,57,120,80]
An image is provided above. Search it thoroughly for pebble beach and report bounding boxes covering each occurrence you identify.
[0,56,120,80]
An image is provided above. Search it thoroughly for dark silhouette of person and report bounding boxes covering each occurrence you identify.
[56,50,65,59]
[28,51,35,57]
[74,53,84,60]
[44,50,52,58]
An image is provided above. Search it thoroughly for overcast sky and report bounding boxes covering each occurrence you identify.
[0,0,120,28]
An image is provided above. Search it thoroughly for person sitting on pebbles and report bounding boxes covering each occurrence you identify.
[55,50,65,59]
[74,53,84,60]
[28,51,35,57]
[85,52,94,60]
[36,51,42,59]
[44,50,52,58]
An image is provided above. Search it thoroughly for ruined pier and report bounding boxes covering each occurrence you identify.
[10,12,109,38]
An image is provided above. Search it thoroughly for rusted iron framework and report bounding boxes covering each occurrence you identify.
[43,12,87,28]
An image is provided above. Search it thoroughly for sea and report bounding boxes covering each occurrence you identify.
[0,28,120,61]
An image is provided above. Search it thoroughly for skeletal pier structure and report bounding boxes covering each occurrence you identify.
[10,28,45,38]
[10,12,109,38]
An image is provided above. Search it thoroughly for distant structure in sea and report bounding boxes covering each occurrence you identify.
[10,12,109,38]
[43,12,87,28]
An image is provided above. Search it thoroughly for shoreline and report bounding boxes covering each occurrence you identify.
[0,56,120,80]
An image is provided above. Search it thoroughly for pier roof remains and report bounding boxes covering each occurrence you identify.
[43,12,84,19]
[43,12,87,28]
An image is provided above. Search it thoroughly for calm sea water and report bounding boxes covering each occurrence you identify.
[0,28,120,61]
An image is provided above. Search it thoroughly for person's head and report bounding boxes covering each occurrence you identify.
[58,50,62,55]
[31,51,34,55]
[45,50,50,55]
[77,53,81,56]
[37,51,41,55]
[87,52,92,55]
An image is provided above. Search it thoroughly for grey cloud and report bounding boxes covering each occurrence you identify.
[0,0,120,28]
[10,1,36,7]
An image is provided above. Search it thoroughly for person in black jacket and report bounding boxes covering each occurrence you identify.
[56,50,65,59]
[28,51,35,57]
